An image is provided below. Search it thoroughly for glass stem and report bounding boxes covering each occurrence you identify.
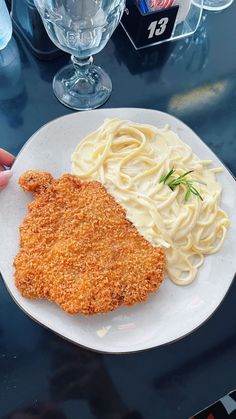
[71,56,93,75]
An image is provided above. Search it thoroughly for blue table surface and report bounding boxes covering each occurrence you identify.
[0,5,236,419]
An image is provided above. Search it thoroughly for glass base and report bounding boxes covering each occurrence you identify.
[53,62,112,111]
[202,0,233,10]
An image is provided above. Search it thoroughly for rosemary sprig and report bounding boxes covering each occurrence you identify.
[159,168,175,184]
[159,168,203,201]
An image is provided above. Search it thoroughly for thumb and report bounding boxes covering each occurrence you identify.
[0,170,13,189]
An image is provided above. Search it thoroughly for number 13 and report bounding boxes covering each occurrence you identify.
[148,18,169,39]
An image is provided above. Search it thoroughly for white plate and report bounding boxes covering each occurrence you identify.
[0,108,235,354]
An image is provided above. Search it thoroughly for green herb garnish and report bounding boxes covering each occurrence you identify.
[159,168,203,201]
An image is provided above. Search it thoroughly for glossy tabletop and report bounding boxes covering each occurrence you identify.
[0,5,236,419]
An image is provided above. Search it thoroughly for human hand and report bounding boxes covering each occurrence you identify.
[0,148,15,190]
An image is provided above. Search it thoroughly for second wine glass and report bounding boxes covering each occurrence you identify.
[34,0,125,110]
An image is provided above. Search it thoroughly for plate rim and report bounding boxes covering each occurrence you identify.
[1,107,235,354]
[10,107,236,182]
[2,271,235,354]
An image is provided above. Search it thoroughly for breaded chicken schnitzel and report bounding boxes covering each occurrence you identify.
[14,171,165,315]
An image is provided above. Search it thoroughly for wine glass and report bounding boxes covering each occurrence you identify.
[34,0,125,110]
[201,0,233,10]
[193,0,234,10]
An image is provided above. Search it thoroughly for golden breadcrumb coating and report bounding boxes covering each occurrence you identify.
[14,170,165,315]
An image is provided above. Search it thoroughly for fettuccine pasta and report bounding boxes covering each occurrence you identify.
[71,119,230,285]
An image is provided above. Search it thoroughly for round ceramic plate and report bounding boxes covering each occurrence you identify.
[0,108,235,354]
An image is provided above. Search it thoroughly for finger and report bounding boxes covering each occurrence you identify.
[0,170,13,188]
[0,148,15,167]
